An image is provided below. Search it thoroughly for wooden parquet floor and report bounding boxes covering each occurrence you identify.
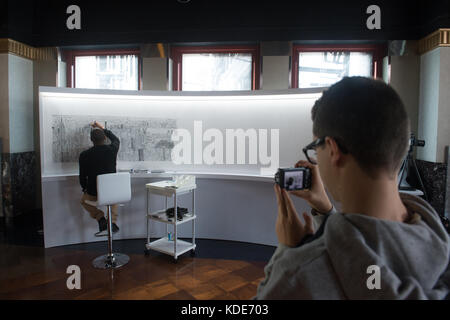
[0,243,266,300]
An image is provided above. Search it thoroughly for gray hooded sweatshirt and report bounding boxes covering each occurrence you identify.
[255,193,450,299]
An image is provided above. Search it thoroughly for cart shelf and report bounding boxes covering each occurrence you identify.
[145,238,196,257]
[147,210,197,225]
[145,177,197,261]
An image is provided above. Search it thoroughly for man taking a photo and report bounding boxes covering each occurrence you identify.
[255,77,450,299]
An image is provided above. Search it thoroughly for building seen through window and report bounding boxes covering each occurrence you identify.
[75,55,139,90]
[298,51,373,88]
[182,53,253,91]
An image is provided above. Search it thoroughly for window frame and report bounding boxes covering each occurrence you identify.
[291,44,385,89]
[170,45,260,91]
[64,48,142,90]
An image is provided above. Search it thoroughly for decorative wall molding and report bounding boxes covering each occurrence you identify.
[0,38,57,60]
[418,29,450,55]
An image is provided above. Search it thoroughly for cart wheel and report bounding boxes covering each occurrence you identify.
[144,249,150,256]
[173,257,178,263]
[190,249,196,256]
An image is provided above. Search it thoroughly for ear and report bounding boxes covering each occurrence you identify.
[325,137,343,167]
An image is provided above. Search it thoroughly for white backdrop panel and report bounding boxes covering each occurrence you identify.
[39,87,323,177]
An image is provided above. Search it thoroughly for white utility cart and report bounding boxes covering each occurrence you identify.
[144,176,197,261]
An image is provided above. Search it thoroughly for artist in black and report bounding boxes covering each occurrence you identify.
[79,121,120,236]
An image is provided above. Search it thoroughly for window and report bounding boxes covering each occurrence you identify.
[65,49,141,90]
[171,46,260,91]
[292,45,384,89]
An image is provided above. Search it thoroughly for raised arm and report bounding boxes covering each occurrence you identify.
[91,121,120,152]
[104,129,120,152]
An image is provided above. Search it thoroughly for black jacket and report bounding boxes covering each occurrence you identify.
[79,129,120,196]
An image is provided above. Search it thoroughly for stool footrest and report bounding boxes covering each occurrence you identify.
[92,253,130,269]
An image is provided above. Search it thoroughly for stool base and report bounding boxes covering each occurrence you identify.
[92,253,130,269]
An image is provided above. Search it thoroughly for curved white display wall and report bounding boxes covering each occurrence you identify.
[39,87,326,248]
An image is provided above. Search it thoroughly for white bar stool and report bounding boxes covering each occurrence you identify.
[85,172,131,269]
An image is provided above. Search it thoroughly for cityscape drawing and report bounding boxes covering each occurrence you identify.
[51,115,177,162]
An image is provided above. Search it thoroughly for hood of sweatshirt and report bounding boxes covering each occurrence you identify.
[325,193,450,299]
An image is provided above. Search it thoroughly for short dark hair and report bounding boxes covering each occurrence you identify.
[311,77,410,177]
[90,128,106,145]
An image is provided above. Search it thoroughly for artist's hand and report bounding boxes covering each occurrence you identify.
[91,121,105,130]
[289,160,333,213]
[274,184,314,248]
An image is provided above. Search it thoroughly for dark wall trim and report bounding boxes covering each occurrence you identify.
[445,146,450,218]
[3,0,450,47]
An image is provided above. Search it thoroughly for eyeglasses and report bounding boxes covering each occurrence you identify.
[302,137,349,165]
[302,137,325,165]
